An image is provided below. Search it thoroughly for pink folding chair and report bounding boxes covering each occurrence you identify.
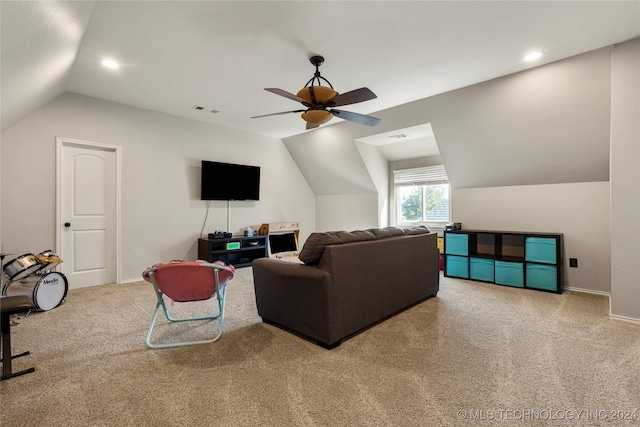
[142,260,235,348]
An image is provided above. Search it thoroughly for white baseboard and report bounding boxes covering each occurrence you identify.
[561,288,640,323]
[609,314,640,324]
[564,286,610,297]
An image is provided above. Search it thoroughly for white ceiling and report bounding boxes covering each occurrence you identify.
[355,124,440,161]
[2,1,639,141]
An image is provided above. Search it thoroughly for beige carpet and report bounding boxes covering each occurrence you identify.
[1,268,639,426]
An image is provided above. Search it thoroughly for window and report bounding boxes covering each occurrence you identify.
[394,165,450,225]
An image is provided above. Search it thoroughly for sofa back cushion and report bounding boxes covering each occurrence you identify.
[299,226,431,265]
[369,227,406,239]
[402,226,431,235]
[299,230,376,265]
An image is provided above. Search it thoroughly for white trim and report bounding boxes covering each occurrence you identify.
[393,164,451,225]
[609,314,640,324]
[564,287,640,323]
[56,137,122,285]
[564,287,610,296]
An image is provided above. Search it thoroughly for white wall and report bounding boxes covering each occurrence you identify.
[355,140,390,227]
[282,123,380,232]
[452,182,611,294]
[610,38,640,321]
[1,93,315,283]
[314,193,378,232]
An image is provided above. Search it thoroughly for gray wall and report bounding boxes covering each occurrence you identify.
[1,93,315,282]
[434,48,611,189]
[610,38,640,321]
[452,182,611,293]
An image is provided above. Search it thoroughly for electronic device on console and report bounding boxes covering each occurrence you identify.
[209,231,232,239]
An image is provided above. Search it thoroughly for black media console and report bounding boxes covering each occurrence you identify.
[198,235,268,267]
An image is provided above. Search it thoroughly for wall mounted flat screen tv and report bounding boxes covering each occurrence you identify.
[201,160,260,201]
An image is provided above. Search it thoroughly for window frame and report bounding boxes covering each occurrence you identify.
[393,165,451,228]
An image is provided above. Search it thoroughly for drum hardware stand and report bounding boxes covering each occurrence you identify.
[1,253,37,380]
[10,309,31,326]
[0,252,11,295]
[1,295,36,380]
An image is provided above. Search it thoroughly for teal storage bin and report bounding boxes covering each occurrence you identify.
[525,237,557,264]
[526,264,558,291]
[445,233,468,256]
[470,257,495,282]
[446,255,469,278]
[495,261,524,287]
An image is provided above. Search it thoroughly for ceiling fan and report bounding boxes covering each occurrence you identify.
[251,55,381,130]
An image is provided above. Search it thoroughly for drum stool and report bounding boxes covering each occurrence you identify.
[1,295,35,380]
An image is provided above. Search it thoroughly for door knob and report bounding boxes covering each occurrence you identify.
[64,222,71,227]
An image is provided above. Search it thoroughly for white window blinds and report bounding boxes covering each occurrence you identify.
[393,165,448,186]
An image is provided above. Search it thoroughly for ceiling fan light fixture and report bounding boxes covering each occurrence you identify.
[301,110,333,126]
[296,86,338,104]
[255,55,379,128]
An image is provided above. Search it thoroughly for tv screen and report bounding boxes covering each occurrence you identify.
[269,232,298,254]
[201,160,260,201]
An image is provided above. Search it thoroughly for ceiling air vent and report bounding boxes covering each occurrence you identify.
[192,105,219,113]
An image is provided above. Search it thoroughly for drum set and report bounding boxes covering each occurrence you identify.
[0,250,68,311]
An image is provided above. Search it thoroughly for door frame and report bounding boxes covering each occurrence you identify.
[55,137,122,285]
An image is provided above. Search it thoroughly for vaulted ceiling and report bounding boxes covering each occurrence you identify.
[2,1,639,138]
[2,1,639,195]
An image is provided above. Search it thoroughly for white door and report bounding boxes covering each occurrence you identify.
[57,139,119,289]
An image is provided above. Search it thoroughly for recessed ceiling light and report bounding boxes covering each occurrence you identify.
[101,59,120,69]
[523,51,544,62]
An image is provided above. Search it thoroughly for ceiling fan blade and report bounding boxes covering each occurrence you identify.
[327,87,377,107]
[264,88,309,104]
[251,110,305,118]
[330,109,381,126]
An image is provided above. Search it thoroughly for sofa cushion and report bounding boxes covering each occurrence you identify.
[299,233,341,265]
[333,230,377,244]
[299,230,376,265]
[403,226,430,235]
[369,227,406,239]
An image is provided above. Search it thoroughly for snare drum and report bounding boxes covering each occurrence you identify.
[35,250,63,273]
[3,272,68,311]
[3,253,42,281]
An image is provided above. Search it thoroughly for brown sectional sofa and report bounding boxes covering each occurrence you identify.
[252,226,440,348]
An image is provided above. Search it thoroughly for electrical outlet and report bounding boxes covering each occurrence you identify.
[570,258,578,268]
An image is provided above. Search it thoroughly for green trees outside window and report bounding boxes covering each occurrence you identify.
[398,184,449,222]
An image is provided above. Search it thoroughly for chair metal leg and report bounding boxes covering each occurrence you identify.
[145,286,227,349]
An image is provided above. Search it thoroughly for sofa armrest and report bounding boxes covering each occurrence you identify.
[252,258,335,345]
